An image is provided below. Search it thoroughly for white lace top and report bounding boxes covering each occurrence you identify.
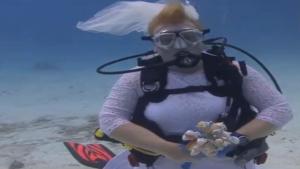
[99,65,293,136]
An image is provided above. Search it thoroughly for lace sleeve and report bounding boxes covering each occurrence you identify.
[98,72,141,136]
[242,65,293,128]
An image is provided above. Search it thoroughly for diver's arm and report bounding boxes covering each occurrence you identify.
[236,119,277,141]
[236,65,293,140]
[99,72,140,136]
[98,72,167,152]
[98,72,166,152]
[110,121,197,162]
[111,122,170,154]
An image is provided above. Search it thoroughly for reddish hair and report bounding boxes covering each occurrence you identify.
[148,3,202,35]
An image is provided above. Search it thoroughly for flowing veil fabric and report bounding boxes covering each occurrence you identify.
[77,0,199,35]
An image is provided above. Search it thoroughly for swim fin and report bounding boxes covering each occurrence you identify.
[64,142,115,168]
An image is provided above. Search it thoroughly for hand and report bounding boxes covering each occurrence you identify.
[216,143,237,157]
[216,132,250,158]
[159,141,200,163]
[182,122,250,158]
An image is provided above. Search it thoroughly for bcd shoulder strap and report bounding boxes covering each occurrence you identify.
[138,55,168,102]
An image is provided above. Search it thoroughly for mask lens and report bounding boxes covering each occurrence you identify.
[154,33,176,48]
[180,30,203,44]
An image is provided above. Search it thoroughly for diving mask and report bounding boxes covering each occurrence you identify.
[152,28,204,49]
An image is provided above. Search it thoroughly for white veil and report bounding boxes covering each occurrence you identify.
[77,0,199,35]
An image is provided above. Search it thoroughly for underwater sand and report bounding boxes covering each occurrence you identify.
[1,119,298,169]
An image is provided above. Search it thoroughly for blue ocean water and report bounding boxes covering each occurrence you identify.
[0,0,299,123]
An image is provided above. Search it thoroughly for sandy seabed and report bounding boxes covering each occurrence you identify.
[0,115,299,169]
[0,115,126,169]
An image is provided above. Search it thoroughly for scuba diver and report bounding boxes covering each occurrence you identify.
[76,0,293,169]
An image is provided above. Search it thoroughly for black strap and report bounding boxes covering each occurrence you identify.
[162,85,211,95]
[239,61,248,76]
